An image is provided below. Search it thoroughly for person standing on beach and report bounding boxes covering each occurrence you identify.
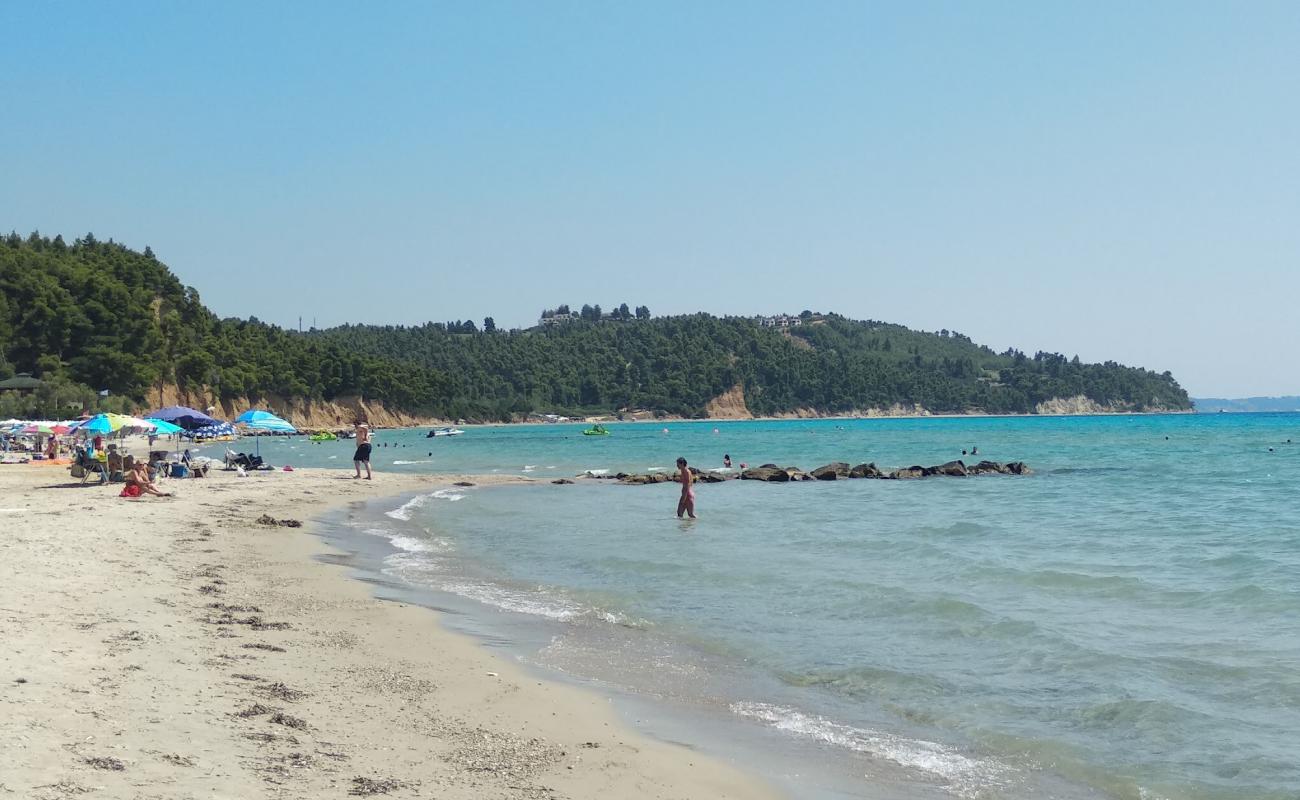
[676,457,696,519]
[353,422,373,479]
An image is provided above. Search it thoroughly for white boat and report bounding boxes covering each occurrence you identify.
[426,427,465,438]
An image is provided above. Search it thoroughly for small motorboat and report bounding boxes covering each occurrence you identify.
[426,427,465,438]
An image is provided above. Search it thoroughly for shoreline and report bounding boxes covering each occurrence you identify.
[351,407,1195,433]
[0,464,779,799]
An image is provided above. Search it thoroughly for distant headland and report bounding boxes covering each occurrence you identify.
[1192,397,1300,413]
[1,232,1192,424]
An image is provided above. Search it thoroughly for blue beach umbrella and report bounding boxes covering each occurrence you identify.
[144,418,184,435]
[235,409,297,456]
[189,421,236,438]
[235,409,297,432]
[148,405,220,431]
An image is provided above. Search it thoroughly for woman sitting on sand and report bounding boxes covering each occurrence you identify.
[122,461,171,498]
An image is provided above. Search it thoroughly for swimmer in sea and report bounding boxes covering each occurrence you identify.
[676,457,696,519]
[723,453,732,468]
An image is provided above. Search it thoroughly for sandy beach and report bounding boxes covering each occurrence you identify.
[0,461,777,799]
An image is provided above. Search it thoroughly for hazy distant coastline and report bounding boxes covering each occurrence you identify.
[1192,397,1300,413]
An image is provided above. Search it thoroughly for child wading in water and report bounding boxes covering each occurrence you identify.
[676,457,696,519]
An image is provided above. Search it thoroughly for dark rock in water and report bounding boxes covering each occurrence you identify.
[758,463,781,470]
[620,473,671,485]
[932,460,968,477]
[696,472,730,483]
[849,462,883,478]
[742,466,791,482]
[1006,461,1031,475]
[615,472,629,480]
[453,481,475,487]
[968,460,1008,475]
[889,466,926,480]
[810,462,850,480]
[552,478,575,485]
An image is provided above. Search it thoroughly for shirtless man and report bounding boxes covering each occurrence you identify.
[353,422,373,479]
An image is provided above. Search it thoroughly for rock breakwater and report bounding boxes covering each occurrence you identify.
[568,460,1031,485]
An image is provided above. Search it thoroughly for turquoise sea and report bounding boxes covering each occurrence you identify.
[198,414,1300,799]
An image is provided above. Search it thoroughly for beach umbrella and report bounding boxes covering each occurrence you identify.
[74,413,162,434]
[234,409,297,432]
[72,413,126,434]
[235,409,296,456]
[118,415,159,430]
[144,419,184,435]
[148,405,221,431]
[22,423,71,435]
[189,421,236,438]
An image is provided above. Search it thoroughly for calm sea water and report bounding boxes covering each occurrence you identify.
[201,415,1300,799]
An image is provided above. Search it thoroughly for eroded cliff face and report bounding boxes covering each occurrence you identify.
[1033,395,1187,415]
[703,383,753,419]
[144,385,446,429]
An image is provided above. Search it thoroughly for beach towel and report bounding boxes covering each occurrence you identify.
[120,485,142,498]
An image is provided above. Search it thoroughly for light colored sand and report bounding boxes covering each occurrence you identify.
[0,463,778,799]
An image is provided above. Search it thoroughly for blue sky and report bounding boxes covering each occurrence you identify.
[2,2,1297,396]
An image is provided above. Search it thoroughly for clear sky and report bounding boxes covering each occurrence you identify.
[2,2,1297,397]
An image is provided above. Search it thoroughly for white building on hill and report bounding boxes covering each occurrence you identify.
[757,314,803,329]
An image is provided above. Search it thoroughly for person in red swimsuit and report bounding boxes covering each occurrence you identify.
[676,457,696,519]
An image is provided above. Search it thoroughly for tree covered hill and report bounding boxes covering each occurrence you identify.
[1,232,1191,420]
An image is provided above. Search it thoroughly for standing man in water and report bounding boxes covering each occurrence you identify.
[353,421,373,479]
[676,457,696,519]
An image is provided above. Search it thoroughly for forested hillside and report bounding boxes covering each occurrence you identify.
[0,233,1191,420]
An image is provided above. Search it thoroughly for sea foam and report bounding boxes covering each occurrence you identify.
[730,702,1007,794]
[385,489,465,521]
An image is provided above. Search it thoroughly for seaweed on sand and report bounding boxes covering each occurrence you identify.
[261,681,308,702]
[269,711,309,730]
[235,703,277,718]
[349,777,407,795]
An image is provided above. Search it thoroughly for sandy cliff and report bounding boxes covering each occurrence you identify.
[145,385,446,429]
[703,383,753,419]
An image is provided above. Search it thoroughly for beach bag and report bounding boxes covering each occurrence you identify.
[70,463,85,478]
[170,463,189,478]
